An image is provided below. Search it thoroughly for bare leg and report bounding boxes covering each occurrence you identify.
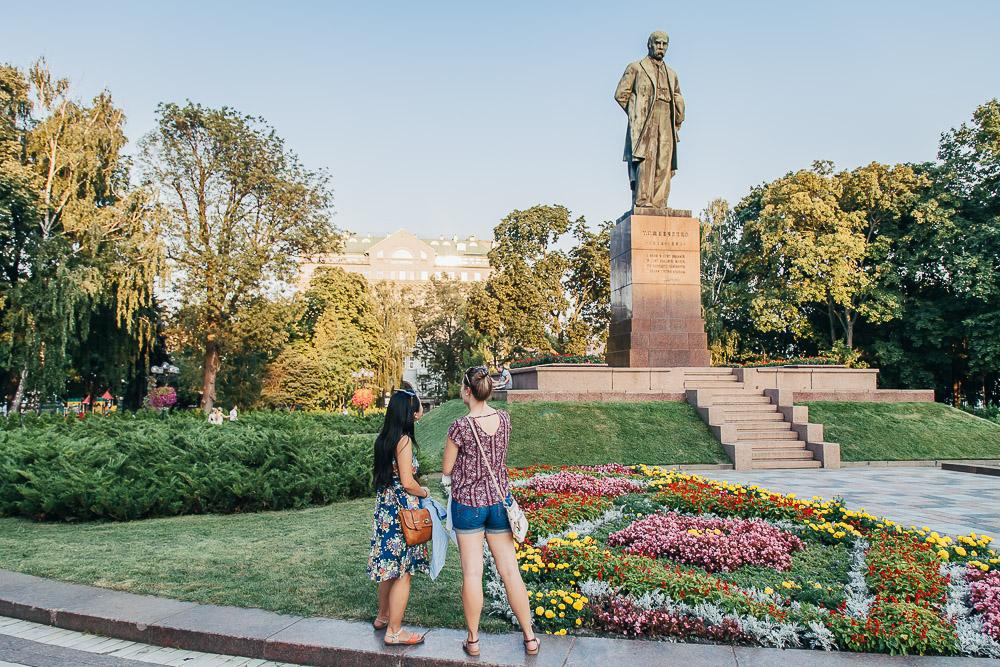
[386,572,414,637]
[486,532,537,644]
[376,580,392,622]
[456,531,486,640]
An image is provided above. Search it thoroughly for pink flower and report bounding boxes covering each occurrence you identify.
[608,512,805,572]
[526,472,645,497]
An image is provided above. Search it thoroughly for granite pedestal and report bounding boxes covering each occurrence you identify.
[607,207,711,367]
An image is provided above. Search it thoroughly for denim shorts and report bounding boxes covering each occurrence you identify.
[451,495,513,534]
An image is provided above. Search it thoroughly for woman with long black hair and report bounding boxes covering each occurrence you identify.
[366,388,430,646]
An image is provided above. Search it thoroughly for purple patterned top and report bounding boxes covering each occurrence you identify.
[448,411,511,507]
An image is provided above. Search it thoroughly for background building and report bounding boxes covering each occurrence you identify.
[300,229,494,395]
[299,229,493,287]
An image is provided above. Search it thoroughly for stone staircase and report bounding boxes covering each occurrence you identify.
[683,368,840,470]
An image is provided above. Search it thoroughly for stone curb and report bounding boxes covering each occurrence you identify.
[1,570,997,666]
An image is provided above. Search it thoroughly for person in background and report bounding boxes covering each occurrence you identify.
[495,364,513,390]
[229,405,238,421]
[208,407,224,425]
[441,366,538,657]
[367,388,431,646]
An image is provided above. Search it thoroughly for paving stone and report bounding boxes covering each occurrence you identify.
[564,636,735,666]
[734,646,1000,665]
[403,627,573,666]
[146,603,301,657]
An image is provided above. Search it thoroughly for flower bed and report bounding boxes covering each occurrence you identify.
[488,466,1000,657]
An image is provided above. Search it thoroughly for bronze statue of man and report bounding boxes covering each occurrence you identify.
[614,31,685,209]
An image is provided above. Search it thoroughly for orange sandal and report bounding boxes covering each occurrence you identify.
[524,636,540,655]
[384,630,425,646]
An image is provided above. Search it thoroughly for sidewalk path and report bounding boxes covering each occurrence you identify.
[1,569,997,666]
[699,467,1000,538]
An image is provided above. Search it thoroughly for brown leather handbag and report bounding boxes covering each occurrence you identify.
[399,506,433,546]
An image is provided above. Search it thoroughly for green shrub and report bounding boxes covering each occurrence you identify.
[0,410,395,522]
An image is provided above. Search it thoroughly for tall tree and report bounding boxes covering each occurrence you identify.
[261,267,386,409]
[371,281,416,393]
[142,102,338,411]
[0,60,161,408]
[562,219,612,354]
[412,276,479,398]
[742,161,925,349]
[467,205,574,364]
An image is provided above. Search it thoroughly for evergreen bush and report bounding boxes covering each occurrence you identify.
[0,410,394,521]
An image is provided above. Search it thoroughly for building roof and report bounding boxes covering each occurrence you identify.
[343,230,493,257]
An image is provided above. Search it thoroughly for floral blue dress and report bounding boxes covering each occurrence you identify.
[366,454,430,582]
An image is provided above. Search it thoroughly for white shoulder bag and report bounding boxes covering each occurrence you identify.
[466,416,528,543]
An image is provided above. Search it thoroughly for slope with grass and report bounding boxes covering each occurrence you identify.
[415,400,728,471]
[804,401,1000,461]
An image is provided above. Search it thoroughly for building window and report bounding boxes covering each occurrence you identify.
[420,271,428,280]
[461,272,469,281]
[474,272,481,280]
[389,270,396,279]
[376,271,384,279]
[457,243,466,251]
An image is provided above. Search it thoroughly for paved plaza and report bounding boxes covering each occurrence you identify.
[701,467,1000,539]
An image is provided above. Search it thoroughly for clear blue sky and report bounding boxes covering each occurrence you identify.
[4,1,999,238]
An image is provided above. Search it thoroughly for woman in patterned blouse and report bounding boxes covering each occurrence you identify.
[442,366,539,657]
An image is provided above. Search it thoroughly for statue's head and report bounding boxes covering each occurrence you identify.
[647,31,669,60]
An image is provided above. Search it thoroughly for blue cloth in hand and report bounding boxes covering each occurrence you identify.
[419,496,455,580]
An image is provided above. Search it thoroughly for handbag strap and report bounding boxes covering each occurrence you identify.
[465,416,508,505]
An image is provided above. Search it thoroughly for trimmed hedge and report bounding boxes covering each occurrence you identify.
[0,410,392,522]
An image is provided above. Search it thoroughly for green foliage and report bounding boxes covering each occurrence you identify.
[509,353,604,368]
[0,410,387,521]
[0,60,163,407]
[411,276,481,399]
[261,267,407,409]
[142,102,339,411]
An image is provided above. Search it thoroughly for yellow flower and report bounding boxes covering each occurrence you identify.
[937,549,950,560]
[558,604,566,611]
[576,618,583,626]
[955,546,967,557]
[545,610,555,619]
[566,531,578,539]
[535,606,545,616]
[763,587,774,595]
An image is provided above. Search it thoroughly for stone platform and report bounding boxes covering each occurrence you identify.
[507,364,932,403]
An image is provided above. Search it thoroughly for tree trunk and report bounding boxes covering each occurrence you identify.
[200,336,221,413]
[952,378,962,408]
[10,368,27,413]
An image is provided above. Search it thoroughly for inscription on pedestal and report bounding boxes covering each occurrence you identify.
[607,211,711,368]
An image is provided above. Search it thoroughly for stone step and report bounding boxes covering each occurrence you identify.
[684,368,735,375]
[752,448,815,460]
[734,420,792,431]
[742,439,806,449]
[684,381,744,389]
[725,412,784,422]
[721,404,778,413]
[751,459,822,469]
[713,395,772,405]
[735,429,798,440]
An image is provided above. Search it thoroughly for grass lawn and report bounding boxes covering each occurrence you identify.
[416,400,728,472]
[0,498,507,633]
[805,401,1000,461]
